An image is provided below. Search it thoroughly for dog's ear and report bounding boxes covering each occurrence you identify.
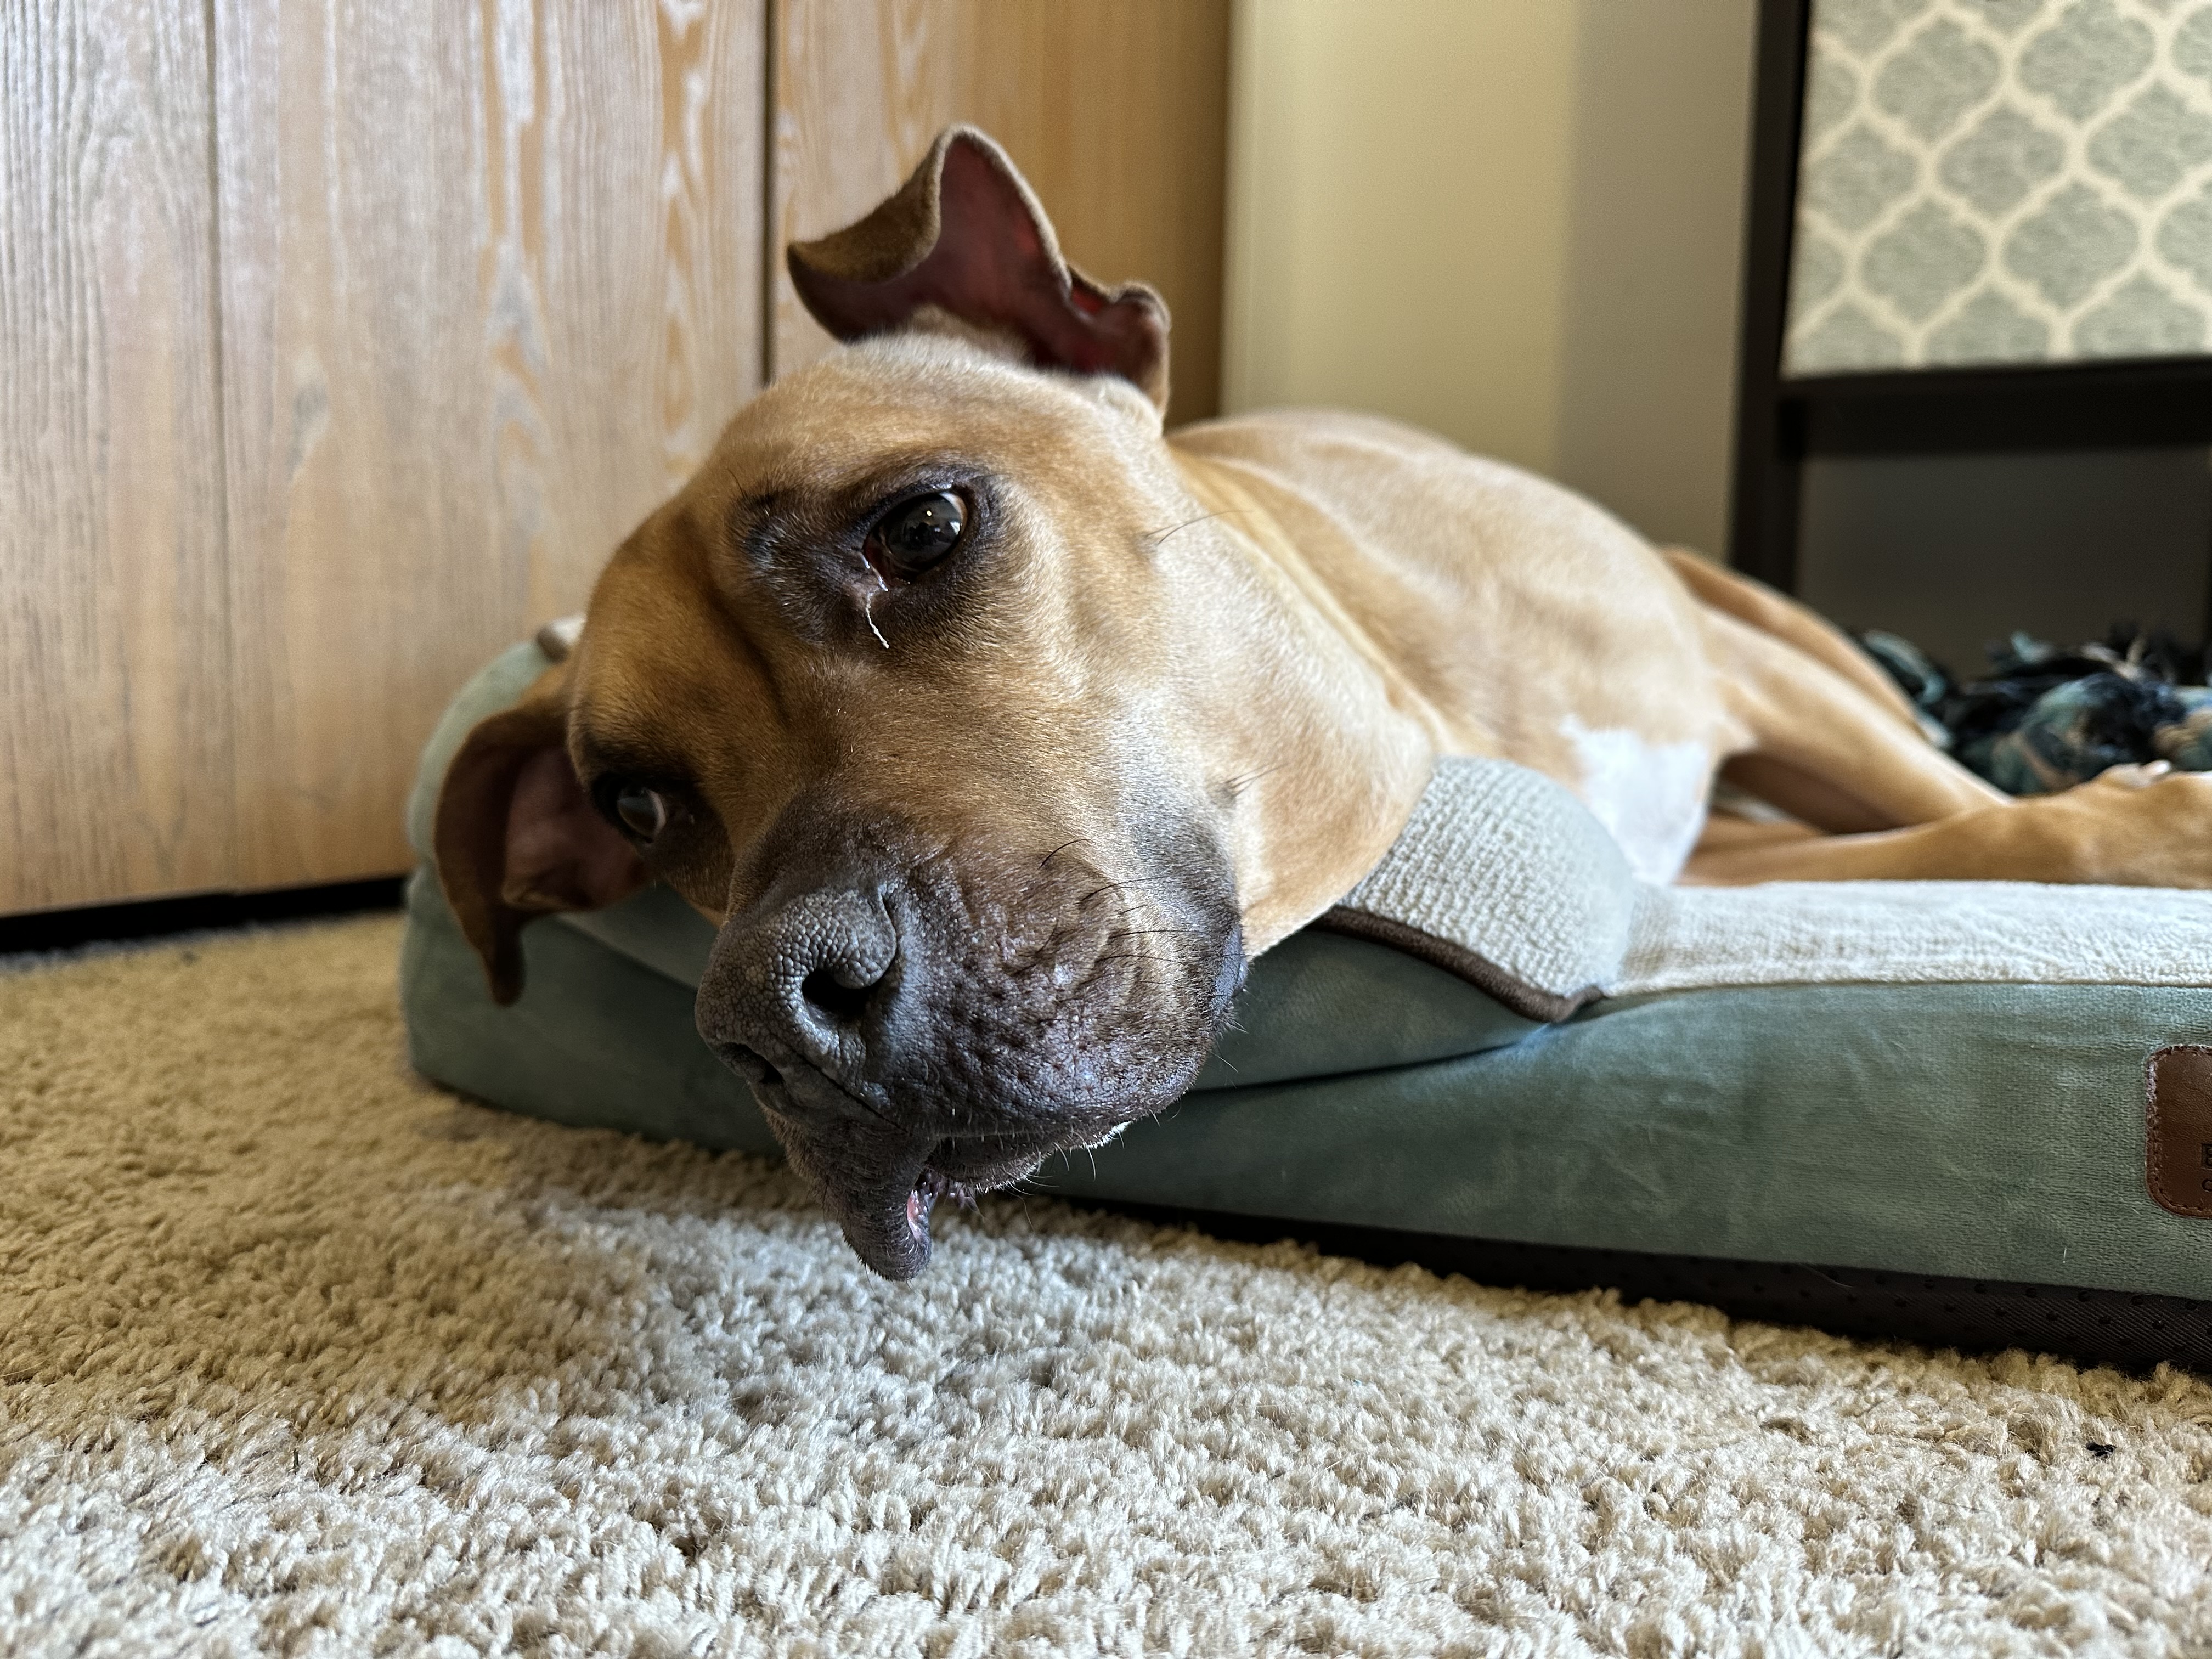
[432,665,647,1006]
[788,126,1171,413]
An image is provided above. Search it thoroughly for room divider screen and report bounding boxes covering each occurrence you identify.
[1730,0,2212,629]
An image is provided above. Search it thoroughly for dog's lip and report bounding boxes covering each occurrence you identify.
[713,1043,1132,1278]
[723,1040,895,1128]
[721,1046,981,1277]
[724,1042,1111,1167]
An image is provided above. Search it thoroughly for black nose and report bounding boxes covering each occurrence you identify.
[702,884,899,1087]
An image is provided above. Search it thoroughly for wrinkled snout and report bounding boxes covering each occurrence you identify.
[693,814,1245,1280]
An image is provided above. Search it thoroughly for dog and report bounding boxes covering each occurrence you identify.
[435,127,2212,1279]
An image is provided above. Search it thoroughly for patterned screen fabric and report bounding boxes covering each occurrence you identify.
[1785,0,2212,375]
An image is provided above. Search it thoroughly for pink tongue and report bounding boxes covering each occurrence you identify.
[906,1188,926,1240]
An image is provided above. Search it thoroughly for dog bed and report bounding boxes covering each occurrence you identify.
[401,641,2212,1367]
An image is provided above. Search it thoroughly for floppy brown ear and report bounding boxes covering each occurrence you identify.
[432,668,647,1006]
[788,125,1171,411]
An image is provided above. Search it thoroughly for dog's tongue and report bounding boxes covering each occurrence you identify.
[819,1159,941,1280]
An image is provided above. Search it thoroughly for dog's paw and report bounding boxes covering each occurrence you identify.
[2044,764,2212,887]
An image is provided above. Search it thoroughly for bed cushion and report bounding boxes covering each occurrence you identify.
[400,642,2212,1322]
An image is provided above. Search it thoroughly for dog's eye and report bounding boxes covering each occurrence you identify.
[602,783,668,843]
[866,490,968,579]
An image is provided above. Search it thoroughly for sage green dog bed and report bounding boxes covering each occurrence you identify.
[402,641,2212,1366]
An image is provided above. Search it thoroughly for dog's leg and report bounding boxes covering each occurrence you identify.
[1683,597,2212,887]
[1662,551,1925,732]
[1685,763,2212,885]
[1697,601,2005,833]
[1667,552,2010,833]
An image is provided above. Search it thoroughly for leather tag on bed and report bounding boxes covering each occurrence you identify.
[2147,1046,2212,1219]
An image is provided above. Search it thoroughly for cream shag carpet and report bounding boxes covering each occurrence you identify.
[5,918,2212,1657]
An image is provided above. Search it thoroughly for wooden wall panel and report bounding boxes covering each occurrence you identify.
[774,0,1232,426]
[0,1,237,914]
[213,0,765,889]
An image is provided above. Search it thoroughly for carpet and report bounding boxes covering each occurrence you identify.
[5,918,2212,1656]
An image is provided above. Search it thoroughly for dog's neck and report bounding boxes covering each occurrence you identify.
[1166,448,1438,952]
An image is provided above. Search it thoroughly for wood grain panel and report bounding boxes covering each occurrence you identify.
[215,0,765,889]
[0,1,237,913]
[774,0,1231,426]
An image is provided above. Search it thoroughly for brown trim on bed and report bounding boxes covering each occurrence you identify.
[1310,907,1599,1024]
[2147,1046,2212,1220]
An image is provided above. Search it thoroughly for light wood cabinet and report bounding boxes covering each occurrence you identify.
[3,0,235,911]
[212,0,768,891]
[1,0,1228,917]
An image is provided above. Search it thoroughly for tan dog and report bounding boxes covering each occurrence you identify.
[436,128,2212,1278]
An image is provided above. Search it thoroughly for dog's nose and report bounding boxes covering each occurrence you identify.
[703,884,900,1085]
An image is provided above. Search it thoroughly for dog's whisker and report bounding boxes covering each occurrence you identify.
[1077,874,1171,908]
[1142,507,1248,550]
[1220,761,1291,799]
[1040,837,1092,871]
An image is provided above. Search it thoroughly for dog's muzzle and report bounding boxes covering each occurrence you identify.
[692,821,1243,1279]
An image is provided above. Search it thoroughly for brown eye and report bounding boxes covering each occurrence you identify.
[603,782,667,843]
[867,490,967,578]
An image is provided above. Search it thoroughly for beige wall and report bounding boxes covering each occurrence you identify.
[1222,0,1758,556]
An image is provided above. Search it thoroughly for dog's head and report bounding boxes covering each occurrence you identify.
[435,129,1425,1277]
